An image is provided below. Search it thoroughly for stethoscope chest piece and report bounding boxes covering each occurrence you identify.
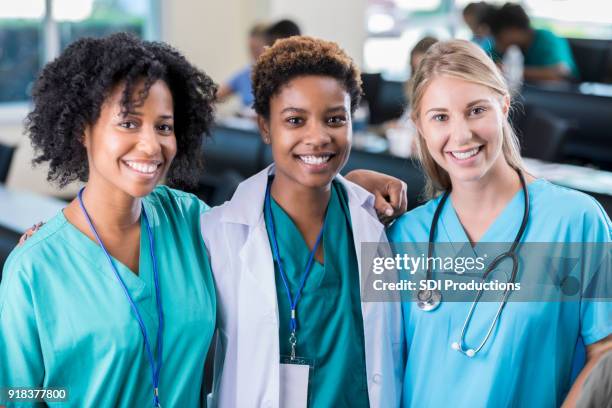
[451,341,476,357]
[416,289,442,312]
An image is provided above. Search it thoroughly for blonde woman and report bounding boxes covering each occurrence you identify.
[388,40,611,407]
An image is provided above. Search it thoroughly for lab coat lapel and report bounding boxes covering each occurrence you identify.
[337,175,389,407]
[229,165,279,309]
[238,221,278,309]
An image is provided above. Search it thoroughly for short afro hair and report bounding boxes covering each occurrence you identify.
[251,36,362,119]
[25,32,217,188]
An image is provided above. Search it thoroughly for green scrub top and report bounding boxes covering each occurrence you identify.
[0,186,216,407]
[525,28,579,79]
[264,178,370,407]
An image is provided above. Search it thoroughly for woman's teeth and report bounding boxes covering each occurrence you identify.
[299,155,331,165]
[450,147,480,160]
[124,161,160,174]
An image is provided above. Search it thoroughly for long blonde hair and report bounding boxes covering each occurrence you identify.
[407,39,525,198]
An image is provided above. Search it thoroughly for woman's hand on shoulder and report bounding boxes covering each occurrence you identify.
[18,222,44,246]
[344,169,408,225]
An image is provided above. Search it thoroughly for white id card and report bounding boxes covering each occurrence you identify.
[280,363,309,408]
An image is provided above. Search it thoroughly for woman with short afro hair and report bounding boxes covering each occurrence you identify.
[202,36,404,407]
[0,32,217,407]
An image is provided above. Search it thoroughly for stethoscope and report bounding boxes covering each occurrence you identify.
[417,169,529,358]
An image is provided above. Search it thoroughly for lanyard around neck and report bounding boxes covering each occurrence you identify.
[264,182,326,360]
[78,187,164,407]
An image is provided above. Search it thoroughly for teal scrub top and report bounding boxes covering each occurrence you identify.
[388,179,612,407]
[472,35,498,61]
[0,186,216,407]
[525,29,579,79]
[265,179,370,407]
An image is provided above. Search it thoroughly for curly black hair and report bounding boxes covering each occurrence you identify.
[25,32,217,188]
[251,36,362,119]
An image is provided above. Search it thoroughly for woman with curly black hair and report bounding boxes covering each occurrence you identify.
[0,32,217,407]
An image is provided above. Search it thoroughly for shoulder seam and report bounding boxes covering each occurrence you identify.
[5,219,68,266]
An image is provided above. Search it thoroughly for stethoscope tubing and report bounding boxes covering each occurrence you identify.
[421,169,530,357]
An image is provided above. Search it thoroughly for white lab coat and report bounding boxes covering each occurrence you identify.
[202,165,404,408]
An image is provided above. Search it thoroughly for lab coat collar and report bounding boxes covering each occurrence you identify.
[220,163,376,225]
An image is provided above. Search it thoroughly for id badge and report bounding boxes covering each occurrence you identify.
[280,355,315,408]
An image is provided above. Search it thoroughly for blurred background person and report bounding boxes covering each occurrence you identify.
[264,18,301,46]
[217,23,268,111]
[409,36,439,75]
[384,36,439,158]
[490,2,579,82]
[576,350,612,408]
[462,1,497,58]
[217,19,302,119]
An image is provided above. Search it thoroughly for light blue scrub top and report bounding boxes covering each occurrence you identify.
[227,65,254,107]
[388,179,612,408]
[0,186,216,407]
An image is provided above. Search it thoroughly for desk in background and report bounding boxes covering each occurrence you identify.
[524,158,612,213]
[0,185,65,273]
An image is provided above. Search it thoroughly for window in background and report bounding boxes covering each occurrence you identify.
[365,0,612,80]
[523,0,612,39]
[364,0,454,80]
[0,1,44,103]
[0,0,159,104]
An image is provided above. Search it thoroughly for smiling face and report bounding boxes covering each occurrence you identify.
[259,75,352,191]
[84,79,177,198]
[415,75,510,186]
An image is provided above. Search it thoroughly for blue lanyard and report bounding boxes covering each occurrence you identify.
[264,183,326,360]
[78,188,164,407]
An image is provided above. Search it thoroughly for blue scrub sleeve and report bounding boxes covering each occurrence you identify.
[227,70,242,93]
[0,267,45,390]
[579,199,612,345]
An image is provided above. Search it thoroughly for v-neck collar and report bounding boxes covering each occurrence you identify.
[59,203,153,301]
[267,180,349,269]
[439,179,543,256]
[269,193,328,268]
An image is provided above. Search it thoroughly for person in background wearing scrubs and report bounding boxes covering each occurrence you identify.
[462,2,497,59]
[217,19,302,117]
[0,33,218,407]
[217,23,268,111]
[490,3,579,82]
[202,36,404,407]
[388,40,611,407]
